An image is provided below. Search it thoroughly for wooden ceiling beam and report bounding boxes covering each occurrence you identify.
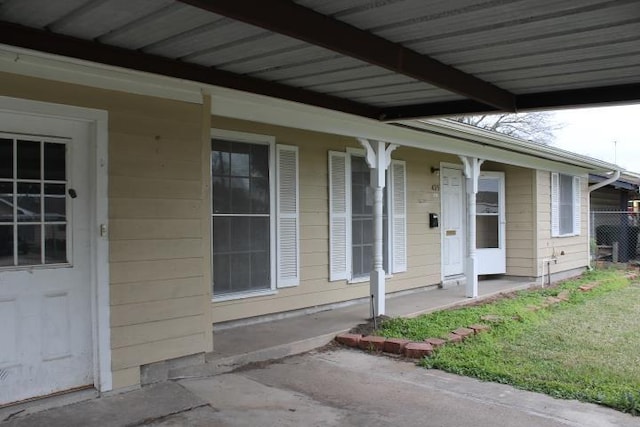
[177,0,516,112]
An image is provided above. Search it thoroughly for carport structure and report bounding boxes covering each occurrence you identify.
[1,0,639,403]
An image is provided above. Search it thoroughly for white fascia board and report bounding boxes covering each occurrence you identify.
[408,119,621,172]
[0,44,616,176]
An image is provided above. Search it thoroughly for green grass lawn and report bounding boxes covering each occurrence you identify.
[377,269,640,414]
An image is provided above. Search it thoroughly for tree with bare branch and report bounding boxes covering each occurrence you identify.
[450,112,563,145]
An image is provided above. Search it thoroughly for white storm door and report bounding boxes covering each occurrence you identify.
[441,167,464,277]
[476,172,506,275]
[0,112,93,406]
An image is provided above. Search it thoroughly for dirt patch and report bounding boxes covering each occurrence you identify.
[348,315,391,336]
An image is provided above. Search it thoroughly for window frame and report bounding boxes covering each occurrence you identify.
[210,129,277,301]
[551,172,581,238]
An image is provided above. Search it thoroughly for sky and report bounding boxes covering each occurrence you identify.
[550,104,640,171]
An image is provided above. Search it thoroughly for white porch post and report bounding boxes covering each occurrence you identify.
[459,156,484,298]
[358,138,397,317]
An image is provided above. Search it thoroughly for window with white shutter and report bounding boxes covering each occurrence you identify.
[276,145,299,288]
[211,130,301,298]
[328,151,407,281]
[551,172,581,237]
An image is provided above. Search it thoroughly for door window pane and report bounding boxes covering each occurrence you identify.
[17,140,40,180]
[17,183,40,222]
[18,224,41,265]
[44,143,66,181]
[0,139,12,178]
[477,216,499,248]
[0,182,12,223]
[45,224,67,264]
[477,178,499,214]
[212,139,271,295]
[0,225,13,266]
[44,184,66,221]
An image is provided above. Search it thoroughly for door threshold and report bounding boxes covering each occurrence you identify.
[0,385,97,421]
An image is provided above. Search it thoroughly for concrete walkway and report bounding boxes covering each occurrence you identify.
[174,279,533,378]
[1,280,541,426]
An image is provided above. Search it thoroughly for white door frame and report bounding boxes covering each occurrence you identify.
[476,171,506,275]
[0,96,112,393]
[440,162,466,282]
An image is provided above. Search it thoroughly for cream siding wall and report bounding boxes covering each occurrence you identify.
[0,72,212,390]
[535,170,589,276]
[210,117,450,323]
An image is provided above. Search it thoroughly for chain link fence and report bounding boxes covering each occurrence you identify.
[591,211,640,263]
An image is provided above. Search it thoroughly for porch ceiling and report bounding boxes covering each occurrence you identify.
[0,0,639,120]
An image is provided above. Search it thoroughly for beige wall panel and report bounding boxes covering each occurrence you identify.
[301,252,328,268]
[300,265,331,281]
[301,238,329,254]
[110,156,202,181]
[110,258,203,284]
[111,367,141,390]
[109,133,202,162]
[110,219,202,240]
[110,198,202,220]
[507,248,536,259]
[112,333,205,371]
[111,315,205,349]
[110,277,204,306]
[506,267,536,277]
[110,176,201,200]
[299,184,327,200]
[302,212,328,227]
[301,197,328,213]
[111,296,205,327]
[109,111,200,140]
[110,239,202,262]
[301,225,329,240]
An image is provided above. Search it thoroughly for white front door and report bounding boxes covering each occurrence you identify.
[441,167,464,277]
[476,172,506,275]
[0,112,93,406]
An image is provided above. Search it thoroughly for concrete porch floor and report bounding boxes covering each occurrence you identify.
[175,278,535,379]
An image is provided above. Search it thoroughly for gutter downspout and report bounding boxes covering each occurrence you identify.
[587,170,621,269]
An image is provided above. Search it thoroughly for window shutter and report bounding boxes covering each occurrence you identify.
[551,172,560,237]
[276,145,299,288]
[573,176,581,236]
[329,151,349,281]
[391,160,407,273]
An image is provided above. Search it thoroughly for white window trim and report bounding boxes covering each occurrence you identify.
[210,129,277,301]
[551,172,581,237]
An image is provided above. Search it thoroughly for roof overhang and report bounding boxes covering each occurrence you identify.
[0,0,638,119]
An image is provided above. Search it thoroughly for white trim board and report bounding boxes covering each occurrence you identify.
[0,96,112,393]
[0,44,618,176]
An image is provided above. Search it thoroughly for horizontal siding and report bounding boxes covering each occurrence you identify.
[535,170,589,276]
